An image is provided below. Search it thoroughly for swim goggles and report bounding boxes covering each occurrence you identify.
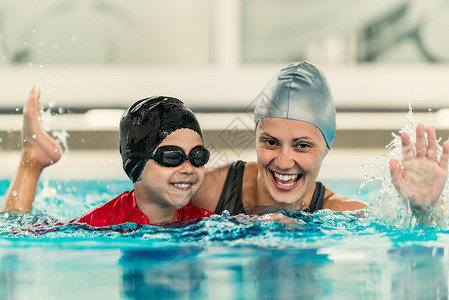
[128,145,210,167]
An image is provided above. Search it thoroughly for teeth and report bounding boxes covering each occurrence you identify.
[174,183,191,189]
[273,172,298,181]
[278,181,295,187]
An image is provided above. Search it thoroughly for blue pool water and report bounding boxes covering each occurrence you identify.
[1,177,449,299]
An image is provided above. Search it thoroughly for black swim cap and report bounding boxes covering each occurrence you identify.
[120,96,203,182]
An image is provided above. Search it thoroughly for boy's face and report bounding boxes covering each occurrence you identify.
[134,128,206,210]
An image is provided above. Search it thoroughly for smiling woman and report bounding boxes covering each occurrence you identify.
[191,61,449,222]
[255,118,329,210]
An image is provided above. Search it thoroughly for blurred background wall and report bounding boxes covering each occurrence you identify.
[1,0,449,178]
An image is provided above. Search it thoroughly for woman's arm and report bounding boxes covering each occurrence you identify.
[190,163,232,212]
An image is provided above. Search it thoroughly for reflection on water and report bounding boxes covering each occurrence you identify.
[0,254,18,300]
[1,240,447,299]
[389,247,448,299]
[119,248,331,299]
[120,248,207,299]
[1,209,449,300]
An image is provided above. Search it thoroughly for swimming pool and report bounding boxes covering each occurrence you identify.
[1,176,448,300]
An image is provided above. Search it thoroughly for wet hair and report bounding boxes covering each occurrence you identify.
[120,96,203,182]
[253,61,336,149]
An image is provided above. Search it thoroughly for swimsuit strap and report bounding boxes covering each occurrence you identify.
[216,162,325,215]
[215,160,246,215]
[304,182,325,213]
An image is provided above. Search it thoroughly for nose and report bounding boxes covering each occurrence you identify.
[274,147,295,170]
[178,160,195,174]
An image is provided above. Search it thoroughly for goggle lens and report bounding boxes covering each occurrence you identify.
[152,146,209,167]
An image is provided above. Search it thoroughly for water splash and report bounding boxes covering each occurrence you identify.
[38,100,70,155]
[52,129,70,154]
[363,107,449,229]
[0,209,378,249]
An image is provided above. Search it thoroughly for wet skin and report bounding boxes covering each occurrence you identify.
[253,118,328,210]
[1,87,62,214]
[133,128,206,224]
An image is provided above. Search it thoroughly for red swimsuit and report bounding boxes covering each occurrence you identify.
[69,190,214,227]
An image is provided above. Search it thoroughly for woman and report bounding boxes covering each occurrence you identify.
[191,62,449,218]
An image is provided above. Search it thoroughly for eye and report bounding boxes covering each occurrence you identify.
[260,138,278,149]
[294,142,311,152]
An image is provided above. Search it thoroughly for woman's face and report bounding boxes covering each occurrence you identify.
[135,128,206,209]
[256,118,328,208]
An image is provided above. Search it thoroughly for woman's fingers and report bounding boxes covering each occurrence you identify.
[426,126,438,161]
[389,159,403,191]
[415,123,427,158]
[401,132,414,162]
[439,141,449,171]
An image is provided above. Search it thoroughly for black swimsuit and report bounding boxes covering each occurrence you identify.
[214,160,325,215]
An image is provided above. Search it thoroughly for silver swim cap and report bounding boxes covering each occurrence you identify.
[254,61,336,149]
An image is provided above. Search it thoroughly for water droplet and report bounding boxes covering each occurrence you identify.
[23,41,27,45]
[12,191,17,196]
[15,108,19,112]
[32,134,37,139]
[54,148,58,152]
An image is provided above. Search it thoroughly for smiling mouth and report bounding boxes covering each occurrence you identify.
[171,182,194,191]
[270,171,302,188]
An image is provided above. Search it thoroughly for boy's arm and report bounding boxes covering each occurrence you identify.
[1,87,62,214]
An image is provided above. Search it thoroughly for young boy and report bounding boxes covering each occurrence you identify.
[1,87,214,226]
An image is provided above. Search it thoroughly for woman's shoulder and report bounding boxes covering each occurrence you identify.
[243,161,258,177]
[322,187,368,212]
